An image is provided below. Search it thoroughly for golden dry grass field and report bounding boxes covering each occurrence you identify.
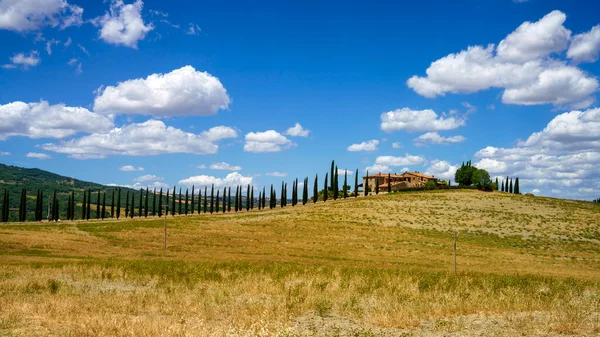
[1,190,600,336]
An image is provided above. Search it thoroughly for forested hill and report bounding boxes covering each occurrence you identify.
[0,163,139,221]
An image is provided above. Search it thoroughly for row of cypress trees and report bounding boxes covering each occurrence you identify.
[497,177,520,194]
[2,160,372,223]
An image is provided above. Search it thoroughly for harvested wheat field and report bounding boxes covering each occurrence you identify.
[1,190,600,336]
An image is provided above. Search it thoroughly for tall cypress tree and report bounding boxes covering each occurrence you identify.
[18,188,25,222]
[166,189,170,215]
[131,192,135,219]
[250,186,254,210]
[178,188,182,215]
[387,173,392,193]
[35,189,41,221]
[116,188,121,219]
[330,160,335,192]
[125,190,130,218]
[82,190,87,220]
[171,186,176,216]
[333,166,339,200]
[344,170,348,199]
[495,177,499,191]
[210,184,214,214]
[64,191,69,222]
[216,190,220,213]
[501,178,505,192]
[185,188,189,215]
[191,186,195,215]
[514,177,520,194]
[258,191,262,210]
[234,186,239,212]
[505,176,509,192]
[228,187,231,212]
[313,175,318,203]
[324,173,328,202]
[203,187,207,213]
[375,175,379,195]
[102,192,106,220]
[364,171,369,196]
[354,169,358,197]
[138,189,143,218]
[509,178,513,194]
[280,182,284,208]
[50,190,56,221]
[145,188,149,217]
[262,186,266,209]
[111,190,115,218]
[303,177,308,205]
[158,188,163,217]
[223,187,227,213]
[152,188,156,216]
[269,185,274,209]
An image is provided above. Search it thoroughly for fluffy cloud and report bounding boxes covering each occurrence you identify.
[407,11,599,108]
[375,155,426,167]
[337,169,354,175]
[567,25,600,63]
[414,132,466,146]
[244,130,294,153]
[200,126,238,142]
[210,162,242,171]
[0,100,114,140]
[474,107,600,200]
[425,160,459,181]
[392,142,403,149]
[347,139,379,152]
[93,66,230,117]
[365,164,392,174]
[179,172,253,188]
[284,123,310,137]
[134,174,162,182]
[108,181,170,190]
[119,165,144,171]
[41,120,237,159]
[380,108,465,132]
[0,0,83,32]
[93,0,152,48]
[266,171,287,177]
[26,152,51,160]
[3,51,40,69]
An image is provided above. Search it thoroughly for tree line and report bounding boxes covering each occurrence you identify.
[455,160,520,194]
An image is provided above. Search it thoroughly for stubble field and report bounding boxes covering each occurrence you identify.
[1,190,600,336]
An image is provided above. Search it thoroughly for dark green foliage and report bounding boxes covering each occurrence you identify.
[235,186,239,212]
[270,185,274,209]
[116,188,121,219]
[262,186,266,209]
[216,190,220,213]
[593,198,600,203]
[330,160,335,192]
[199,187,203,214]
[145,188,149,217]
[228,187,231,212]
[514,177,520,194]
[387,173,392,193]
[303,177,308,205]
[51,190,58,221]
[190,186,195,215]
[495,177,499,191]
[166,189,170,215]
[185,188,189,215]
[472,169,492,190]
[364,171,369,196]
[375,176,379,195]
[323,173,328,202]
[454,161,477,186]
[35,189,42,221]
[171,186,176,216]
[86,189,91,220]
[137,189,142,218]
[258,191,262,210]
[501,179,505,192]
[250,186,254,210]
[210,184,214,214]
[125,190,130,218]
[97,190,101,219]
[354,169,358,197]
[333,165,339,200]
[247,184,251,211]
[152,188,156,216]
[509,179,513,194]
[223,187,227,213]
[178,188,182,215]
[2,189,8,222]
[280,182,285,208]
[313,175,318,203]
[203,187,207,213]
[343,170,348,199]
[505,177,509,192]
[157,188,163,217]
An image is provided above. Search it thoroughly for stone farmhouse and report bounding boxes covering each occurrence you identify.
[362,171,439,192]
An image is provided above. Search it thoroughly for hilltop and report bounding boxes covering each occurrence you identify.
[1,189,600,336]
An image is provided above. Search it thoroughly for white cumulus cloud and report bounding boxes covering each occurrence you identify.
[119,165,144,171]
[134,174,162,182]
[567,25,600,63]
[210,162,242,171]
[414,132,466,146]
[407,10,599,108]
[284,123,310,137]
[3,51,40,69]
[347,139,379,152]
[375,154,426,167]
[381,108,465,133]
[41,119,237,159]
[92,0,152,48]
[266,171,288,177]
[26,152,51,160]
[93,66,230,117]
[0,100,114,140]
[244,130,294,153]
[179,172,253,189]
[0,0,83,32]
[425,160,459,181]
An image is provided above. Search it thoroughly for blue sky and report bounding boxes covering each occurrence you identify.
[1,0,600,200]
